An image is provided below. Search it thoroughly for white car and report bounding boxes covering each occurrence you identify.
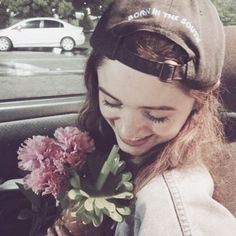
[0,17,85,51]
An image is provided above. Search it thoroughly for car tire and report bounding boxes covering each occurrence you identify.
[61,37,75,51]
[0,37,12,51]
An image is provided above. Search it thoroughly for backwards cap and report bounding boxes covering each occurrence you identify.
[90,0,225,89]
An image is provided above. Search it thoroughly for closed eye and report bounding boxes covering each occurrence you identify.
[144,111,169,124]
[102,100,122,108]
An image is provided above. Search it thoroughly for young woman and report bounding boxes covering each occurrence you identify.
[48,0,236,235]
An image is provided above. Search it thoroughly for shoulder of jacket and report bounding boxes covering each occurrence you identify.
[135,165,236,235]
[166,164,214,198]
[136,164,213,202]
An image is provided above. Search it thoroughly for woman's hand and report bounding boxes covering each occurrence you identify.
[46,226,72,236]
[46,219,73,236]
[45,209,101,236]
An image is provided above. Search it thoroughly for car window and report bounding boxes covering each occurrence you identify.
[20,20,41,29]
[0,18,89,101]
[43,20,63,28]
[0,51,87,102]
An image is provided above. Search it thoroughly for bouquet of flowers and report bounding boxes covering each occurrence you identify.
[17,127,134,235]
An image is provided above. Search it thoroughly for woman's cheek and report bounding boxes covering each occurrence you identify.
[151,118,169,132]
[152,118,185,141]
[99,104,118,120]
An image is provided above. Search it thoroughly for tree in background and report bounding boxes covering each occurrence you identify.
[71,0,113,30]
[1,0,235,27]
[1,0,74,19]
[79,8,94,31]
[0,3,10,28]
[73,0,112,15]
[75,0,236,24]
[212,0,236,25]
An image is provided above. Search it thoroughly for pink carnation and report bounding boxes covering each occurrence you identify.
[54,127,95,167]
[54,126,95,153]
[17,136,57,171]
[24,167,68,198]
[17,127,95,199]
[24,168,47,193]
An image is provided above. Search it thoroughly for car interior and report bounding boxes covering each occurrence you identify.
[0,26,236,235]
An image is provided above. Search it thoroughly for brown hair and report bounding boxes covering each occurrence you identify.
[79,31,226,200]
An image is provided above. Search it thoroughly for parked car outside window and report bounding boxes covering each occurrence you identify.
[0,17,85,51]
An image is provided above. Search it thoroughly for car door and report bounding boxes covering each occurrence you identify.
[0,47,87,235]
[39,19,65,47]
[10,20,42,47]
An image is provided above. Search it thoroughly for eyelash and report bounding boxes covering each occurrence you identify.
[102,100,168,124]
[102,100,122,108]
[144,112,168,124]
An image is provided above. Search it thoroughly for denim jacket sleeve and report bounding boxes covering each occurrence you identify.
[115,165,236,236]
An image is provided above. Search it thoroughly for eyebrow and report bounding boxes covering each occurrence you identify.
[99,86,121,102]
[99,86,176,111]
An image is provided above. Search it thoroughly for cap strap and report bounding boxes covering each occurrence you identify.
[111,42,186,81]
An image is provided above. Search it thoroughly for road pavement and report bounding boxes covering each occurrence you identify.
[0,49,89,101]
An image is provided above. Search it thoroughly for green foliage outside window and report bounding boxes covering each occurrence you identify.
[0,0,235,28]
[0,0,74,19]
[79,9,94,31]
[212,0,236,25]
[0,6,10,28]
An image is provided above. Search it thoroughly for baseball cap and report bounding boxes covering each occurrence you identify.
[90,0,225,89]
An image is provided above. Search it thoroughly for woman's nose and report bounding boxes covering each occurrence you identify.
[116,109,146,139]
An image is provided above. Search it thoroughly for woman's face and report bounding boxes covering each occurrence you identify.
[97,59,195,156]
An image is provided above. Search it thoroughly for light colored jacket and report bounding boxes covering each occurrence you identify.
[115,165,236,236]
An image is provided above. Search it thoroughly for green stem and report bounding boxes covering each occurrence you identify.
[95,145,119,191]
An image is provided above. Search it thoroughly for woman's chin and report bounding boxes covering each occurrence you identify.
[116,134,160,156]
[119,141,166,158]
[119,144,150,156]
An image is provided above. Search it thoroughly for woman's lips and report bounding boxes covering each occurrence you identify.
[119,135,153,147]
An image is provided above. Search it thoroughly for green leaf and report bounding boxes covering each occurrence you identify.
[95,145,120,191]
[94,198,117,212]
[72,199,85,211]
[92,214,103,227]
[94,198,105,209]
[104,200,116,212]
[115,172,133,191]
[107,210,123,223]
[70,173,81,189]
[79,190,90,198]
[82,216,92,224]
[100,198,116,211]
[117,207,131,216]
[68,189,79,200]
[70,178,80,189]
[122,182,134,192]
[94,205,103,219]
[84,198,94,212]
[122,172,132,182]
[112,159,126,175]
[81,211,93,224]
[109,192,134,200]
[75,204,85,216]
